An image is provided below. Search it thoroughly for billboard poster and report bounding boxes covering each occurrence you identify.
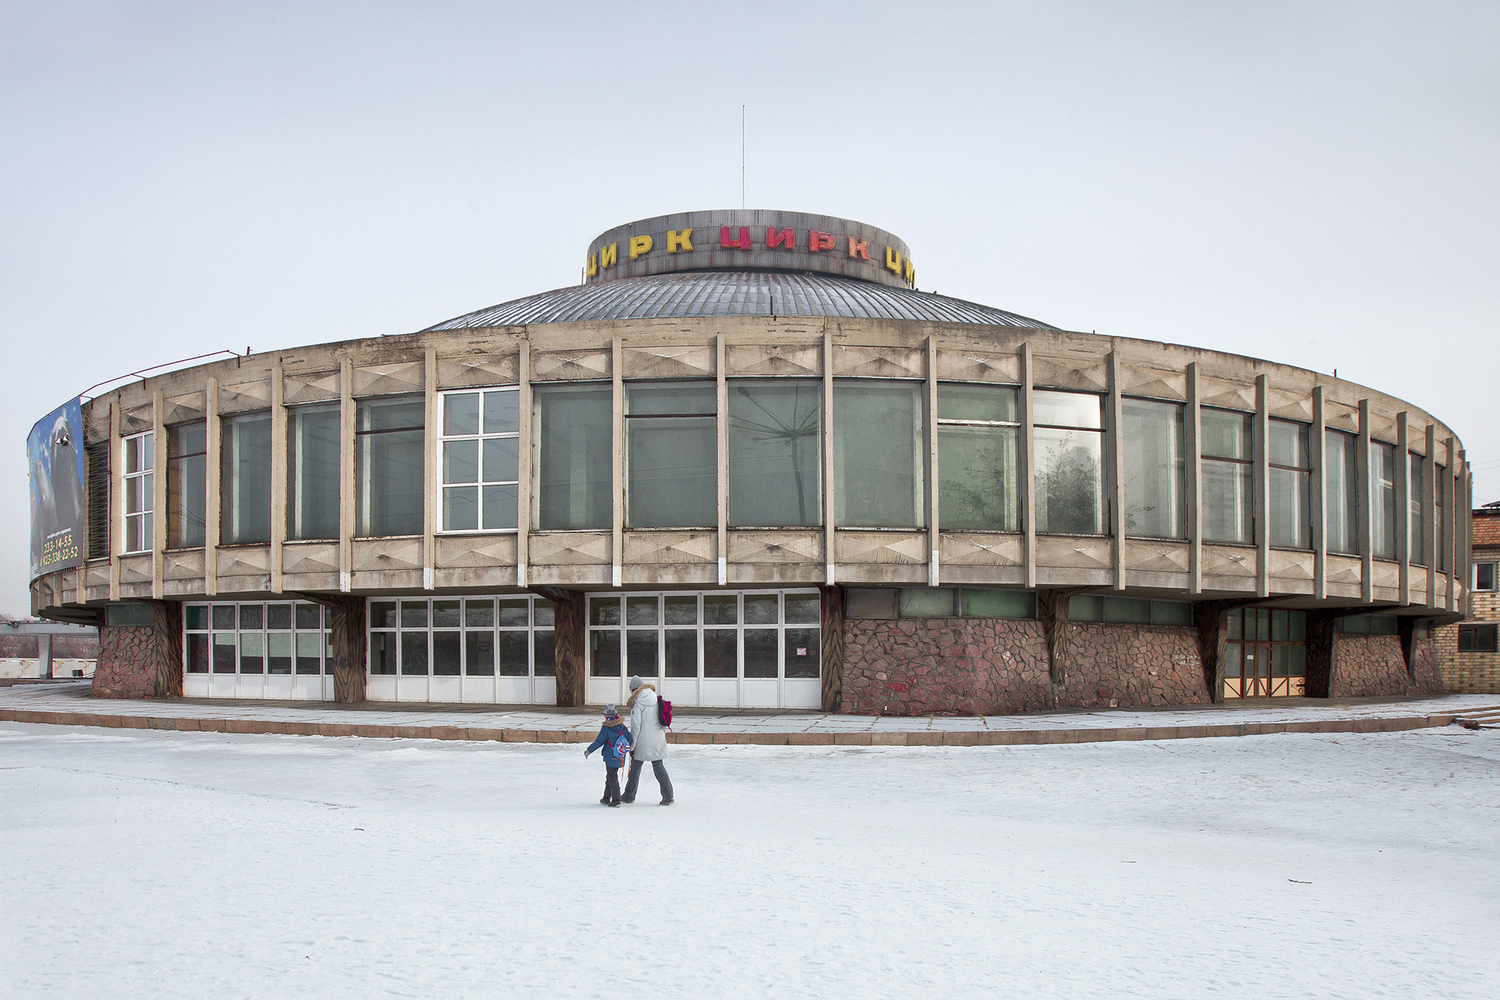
[28,398,87,581]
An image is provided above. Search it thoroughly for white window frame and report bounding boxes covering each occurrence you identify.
[438,386,520,533]
[121,430,153,554]
[1475,561,1498,592]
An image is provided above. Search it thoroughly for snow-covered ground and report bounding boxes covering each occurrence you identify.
[3,722,1498,999]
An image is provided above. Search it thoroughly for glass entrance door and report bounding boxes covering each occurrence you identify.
[1223,609,1307,699]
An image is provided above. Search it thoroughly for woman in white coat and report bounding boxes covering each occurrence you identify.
[623,675,674,805]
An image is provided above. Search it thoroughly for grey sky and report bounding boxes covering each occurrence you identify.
[3,1,1496,618]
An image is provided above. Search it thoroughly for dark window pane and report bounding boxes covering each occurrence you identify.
[401,632,428,675]
[465,631,495,675]
[212,605,235,631]
[432,600,461,628]
[1102,597,1150,624]
[267,603,292,630]
[369,632,397,675]
[664,596,698,625]
[534,631,556,676]
[1068,594,1102,622]
[369,601,398,629]
[239,604,263,630]
[938,383,1017,422]
[1201,409,1252,460]
[1268,420,1309,469]
[444,392,480,436]
[1269,467,1311,549]
[498,599,529,628]
[213,636,236,673]
[483,437,519,484]
[744,630,778,678]
[481,485,518,530]
[785,595,820,625]
[484,390,520,435]
[533,601,555,627]
[465,599,494,628]
[1202,460,1254,544]
[627,629,658,675]
[400,601,428,629]
[222,412,273,545]
[963,589,1034,619]
[432,631,461,675]
[186,605,208,631]
[169,423,207,548]
[499,632,529,676]
[665,630,697,677]
[444,439,479,485]
[900,588,955,618]
[590,599,620,626]
[784,628,820,678]
[703,595,738,625]
[295,604,320,631]
[187,634,209,673]
[744,595,778,624]
[626,597,658,625]
[591,630,621,677]
[444,485,479,531]
[703,630,737,678]
[1224,643,1242,677]
[627,415,716,527]
[356,396,425,537]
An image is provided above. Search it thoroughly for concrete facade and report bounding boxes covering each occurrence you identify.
[1434,506,1500,692]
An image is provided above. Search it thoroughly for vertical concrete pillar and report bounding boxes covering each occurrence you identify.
[822,330,836,588]
[1186,363,1202,595]
[819,584,844,712]
[1254,375,1270,598]
[1357,400,1372,603]
[1311,386,1327,600]
[611,338,624,589]
[1021,343,1037,590]
[715,334,728,587]
[925,337,940,587]
[1108,351,1126,591]
[517,339,532,589]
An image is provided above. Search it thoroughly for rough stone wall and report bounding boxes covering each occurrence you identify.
[91,625,156,699]
[1331,633,1443,698]
[1434,590,1500,693]
[841,617,1208,716]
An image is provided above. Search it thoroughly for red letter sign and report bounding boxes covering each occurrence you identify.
[720,226,752,249]
[766,226,795,250]
[808,231,835,253]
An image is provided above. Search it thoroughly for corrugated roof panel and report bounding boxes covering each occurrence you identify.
[422,272,1055,331]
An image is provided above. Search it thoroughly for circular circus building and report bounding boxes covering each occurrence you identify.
[27,210,1476,714]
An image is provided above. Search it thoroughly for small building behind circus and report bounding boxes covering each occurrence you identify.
[25,209,1484,714]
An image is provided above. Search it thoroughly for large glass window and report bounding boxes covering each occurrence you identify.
[167,423,206,548]
[1121,398,1186,539]
[1268,419,1311,549]
[184,601,331,676]
[221,412,272,545]
[1034,391,1104,534]
[1408,453,1427,565]
[1435,466,1447,572]
[1324,429,1359,555]
[442,388,519,532]
[1201,408,1253,544]
[587,591,819,681]
[288,403,340,540]
[121,431,153,554]
[1459,624,1499,652]
[355,396,424,537]
[938,384,1019,531]
[834,380,923,528]
[728,380,821,527]
[626,382,716,528]
[535,385,612,531]
[1371,441,1397,559]
[1474,562,1494,592]
[367,596,554,677]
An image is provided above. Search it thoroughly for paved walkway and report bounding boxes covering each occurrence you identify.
[3,681,1498,746]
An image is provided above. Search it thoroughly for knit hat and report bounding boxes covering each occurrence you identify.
[603,705,620,720]
[628,676,643,691]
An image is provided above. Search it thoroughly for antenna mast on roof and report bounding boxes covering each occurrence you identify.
[741,105,745,210]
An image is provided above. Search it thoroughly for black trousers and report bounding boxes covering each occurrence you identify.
[602,765,622,804]
[623,758,674,802]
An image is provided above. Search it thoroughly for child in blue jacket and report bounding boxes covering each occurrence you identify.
[584,705,633,807]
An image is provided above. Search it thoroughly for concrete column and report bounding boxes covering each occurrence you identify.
[269,359,286,595]
[822,331,835,588]
[611,338,624,589]
[205,377,220,597]
[1396,411,1410,606]
[517,339,532,589]
[423,347,437,592]
[1108,351,1126,591]
[109,399,121,601]
[926,336,940,588]
[715,334,728,587]
[152,389,166,599]
[1021,343,1036,590]
[1186,362,1202,595]
[339,358,354,593]
[1311,386,1327,600]
[1254,375,1270,599]
[1358,400,1372,603]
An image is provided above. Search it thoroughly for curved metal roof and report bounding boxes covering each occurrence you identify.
[424,270,1054,330]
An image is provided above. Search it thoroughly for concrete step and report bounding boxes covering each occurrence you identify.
[1452,704,1500,729]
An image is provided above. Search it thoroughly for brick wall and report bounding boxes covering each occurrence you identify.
[841,617,1208,716]
[1434,589,1500,693]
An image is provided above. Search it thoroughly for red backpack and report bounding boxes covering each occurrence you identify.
[657,695,673,728]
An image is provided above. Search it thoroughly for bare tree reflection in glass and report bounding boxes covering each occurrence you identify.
[729,380,822,527]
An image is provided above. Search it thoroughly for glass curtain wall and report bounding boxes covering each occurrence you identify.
[1371,442,1397,559]
[185,601,331,676]
[834,380,924,527]
[355,396,424,537]
[626,382,716,528]
[1201,409,1253,543]
[937,383,1019,531]
[221,412,272,544]
[1034,391,1105,534]
[441,388,520,531]
[1121,398,1186,539]
[287,404,340,540]
[1324,429,1359,554]
[728,380,821,527]
[122,431,154,553]
[168,422,206,548]
[535,385,612,530]
[1268,419,1311,549]
[1408,453,1427,565]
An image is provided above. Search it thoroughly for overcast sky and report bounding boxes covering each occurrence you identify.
[3,1,1496,618]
